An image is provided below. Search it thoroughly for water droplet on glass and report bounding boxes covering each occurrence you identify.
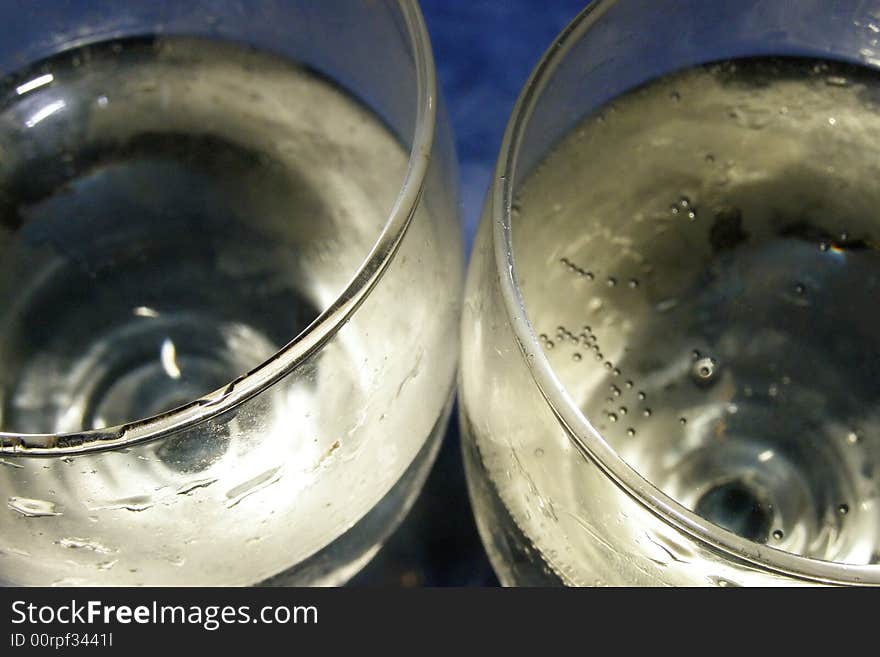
[57,537,115,554]
[825,75,850,87]
[8,497,62,518]
[225,466,282,509]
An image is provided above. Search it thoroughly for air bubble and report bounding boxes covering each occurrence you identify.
[612,368,621,376]
[605,361,613,370]
[619,406,627,415]
[773,529,784,540]
[637,391,646,400]
[839,504,850,515]
[608,413,618,423]
[643,408,652,417]
[679,417,687,425]
[847,431,860,445]
[691,357,718,386]
[607,277,617,287]
[626,428,636,437]
[628,279,639,288]
[572,353,582,362]
[794,283,806,295]
[625,380,634,388]
[545,341,554,349]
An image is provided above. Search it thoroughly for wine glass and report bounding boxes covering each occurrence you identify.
[461,0,880,585]
[0,0,462,586]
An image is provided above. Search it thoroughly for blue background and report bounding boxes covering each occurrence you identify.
[351,1,586,587]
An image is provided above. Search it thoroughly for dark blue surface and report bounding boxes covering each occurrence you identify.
[425,0,586,244]
[352,1,584,587]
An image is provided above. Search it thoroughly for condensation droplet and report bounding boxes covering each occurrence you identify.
[8,497,62,518]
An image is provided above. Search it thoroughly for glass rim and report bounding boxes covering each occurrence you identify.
[491,0,880,585]
[0,0,437,457]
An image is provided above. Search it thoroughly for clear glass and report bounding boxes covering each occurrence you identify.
[0,0,463,585]
[461,0,880,586]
